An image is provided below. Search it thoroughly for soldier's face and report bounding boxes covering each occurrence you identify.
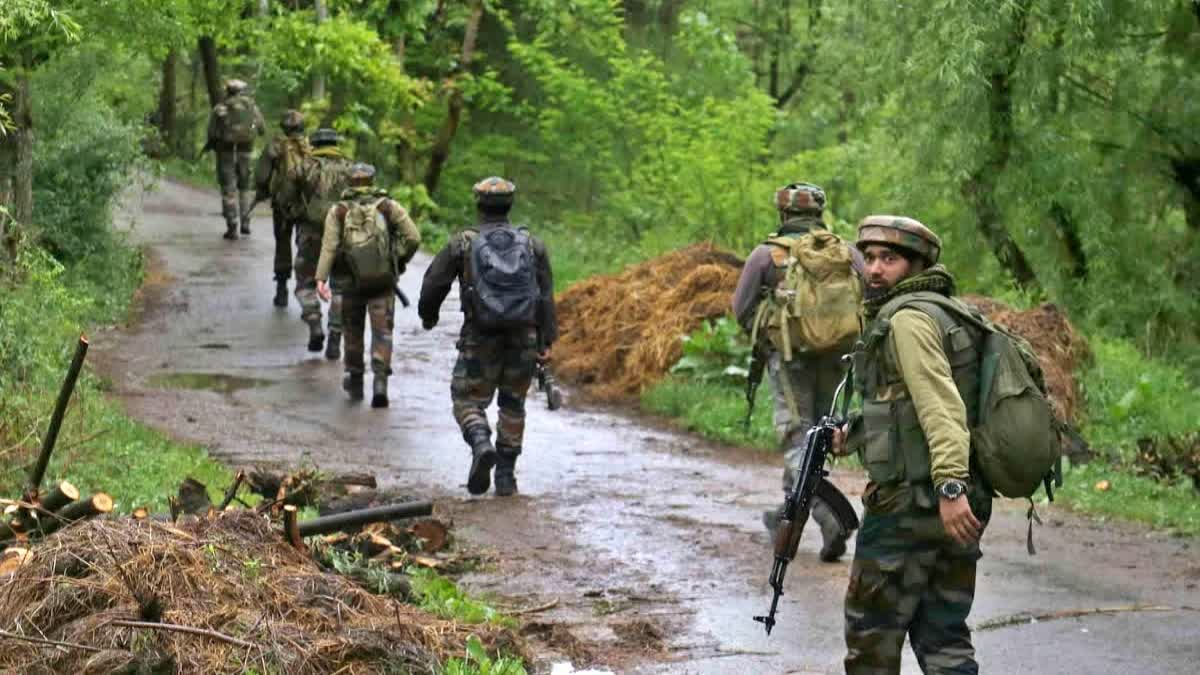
[862,244,917,293]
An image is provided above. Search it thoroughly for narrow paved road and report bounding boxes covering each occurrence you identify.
[94,180,1199,673]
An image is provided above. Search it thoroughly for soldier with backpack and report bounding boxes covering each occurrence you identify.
[315,163,421,408]
[205,79,265,240]
[833,215,1059,674]
[295,128,353,357]
[255,110,310,307]
[417,177,557,497]
[732,182,863,563]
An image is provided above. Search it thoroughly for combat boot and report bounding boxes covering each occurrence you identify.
[371,375,388,408]
[273,280,288,307]
[223,225,239,240]
[240,221,251,236]
[812,499,849,563]
[325,330,341,361]
[464,427,497,496]
[307,323,325,352]
[342,372,364,400]
[494,450,519,497]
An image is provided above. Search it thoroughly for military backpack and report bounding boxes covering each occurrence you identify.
[339,198,393,295]
[872,294,1063,500]
[463,225,539,331]
[751,230,863,360]
[301,157,352,228]
[269,136,310,218]
[218,95,259,144]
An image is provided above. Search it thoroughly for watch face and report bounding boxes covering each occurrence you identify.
[941,482,964,499]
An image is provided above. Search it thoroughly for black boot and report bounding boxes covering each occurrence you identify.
[494,450,519,497]
[273,280,288,307]
[223,225,239,240]
[307,323,325,352]
[325,330,341,360]
[812,499,849,563]
[342,372,364,401]
[240,221,251,235]
[464,427,497,496]
[371,375,388,408]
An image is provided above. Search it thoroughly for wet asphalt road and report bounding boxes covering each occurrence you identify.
[93,180,1200,674]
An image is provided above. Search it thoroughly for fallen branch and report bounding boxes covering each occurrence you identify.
[296,501,433,538]
[0,628,103,653]
[38,493,113,537]
[218,470,246,510]
[509,598,559,615]
[973,604,1177,631]
[109,619,259,650]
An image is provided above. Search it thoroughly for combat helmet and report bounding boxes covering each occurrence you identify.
[310,128,340,147]
[224,78,248,95]
[348,163,376,187]
[473,176,516,210]
[280,110,305,133]
[855,215,941,264]
[775,182,826,214]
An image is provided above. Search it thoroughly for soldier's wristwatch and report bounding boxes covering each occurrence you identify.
[937,479,967,501]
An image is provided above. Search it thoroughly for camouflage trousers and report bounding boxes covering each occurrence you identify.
[450,327,538,454]
[769,350,847,489]
[214,147,253,230]
[844,484,991,674]
[342,291,394,376]
[293,227,342,332]
[271,206,297,281]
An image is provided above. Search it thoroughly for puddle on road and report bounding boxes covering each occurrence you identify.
[149,372,272,394]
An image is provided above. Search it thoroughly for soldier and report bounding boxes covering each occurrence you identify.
[837,216,992,674]
[316,163,421,408]
[732,182,863,562]
[417,177,557,497]
[205,79,265,240]
[295,128,352,356]
[255,110,310,307]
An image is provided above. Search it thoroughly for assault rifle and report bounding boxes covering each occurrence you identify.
[754,371,852,636]
[536,359,562,410]
[744,341,768,431]
[393,286,411,308]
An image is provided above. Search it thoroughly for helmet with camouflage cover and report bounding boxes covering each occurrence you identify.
[224,79,248,95]
[280,110,305,133]
[855,215,941,264]
[310,128,340,147]
[347,163,376,187]
[473,176,516,210]
[775,182,826,214]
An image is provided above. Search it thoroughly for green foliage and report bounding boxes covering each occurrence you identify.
[670,316,750,384]
[407,568,514,627]
[642,375,776,451]
[1055,458,1200,536]
[442,636,527,675]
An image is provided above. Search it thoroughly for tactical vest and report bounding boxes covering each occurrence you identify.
[853,291,982,487]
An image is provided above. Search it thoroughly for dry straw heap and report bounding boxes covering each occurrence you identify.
[0,512,524,674]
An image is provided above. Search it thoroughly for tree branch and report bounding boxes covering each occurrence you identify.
[109,620,259,650]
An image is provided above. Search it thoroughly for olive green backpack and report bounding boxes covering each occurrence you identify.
[340,198,393,294]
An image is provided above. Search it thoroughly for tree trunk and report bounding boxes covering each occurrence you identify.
[257,0,269,17]
[158,49,178,155]
[423,0,484,196]
[1049,202,1087,280]
[960,0,1041,293]
[313,0,327,100]
[198,36,223,107]
[0,70,33,264]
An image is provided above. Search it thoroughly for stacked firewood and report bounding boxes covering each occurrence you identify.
[0,481,114,570]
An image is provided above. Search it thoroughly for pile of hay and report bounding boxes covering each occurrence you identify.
[553,245,1089,423]
[0,512,523,674]
[554,243,744,400]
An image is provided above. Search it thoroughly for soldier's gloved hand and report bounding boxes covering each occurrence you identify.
[422,317,437,331]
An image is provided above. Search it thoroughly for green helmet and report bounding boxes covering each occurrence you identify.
[774,182,826,214]
[280,110,305,133]
[348,163,376,186]
[855,215,942,264]
[310,128,340,147]
[473,176,516,209]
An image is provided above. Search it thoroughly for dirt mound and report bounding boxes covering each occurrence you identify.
[554,246,1087,423]
[0,512,523,674]
[554,243,744,399]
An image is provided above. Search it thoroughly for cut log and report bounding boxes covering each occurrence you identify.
[38,494,113,537]
[39,481,80,513]
[0,547,33,575]
[131,507,150,520]
[296,501,433,538]
[282,505,304,551]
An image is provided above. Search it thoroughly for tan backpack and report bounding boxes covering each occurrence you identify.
[751,231,863,360]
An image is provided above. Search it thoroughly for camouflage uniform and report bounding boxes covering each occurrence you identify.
[254,114,309,298]
[731,184,864,561]
[206,83,264,238]
[418,177,557,496]
[316,187,421,382]
[295,144,353,348]
[844,215,991,674]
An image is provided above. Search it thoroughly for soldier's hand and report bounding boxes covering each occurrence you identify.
[316,280,332,302]
[830,424,850,456]
[938,496,982,546]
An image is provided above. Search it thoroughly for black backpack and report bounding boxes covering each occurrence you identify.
[464,225,539,330]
